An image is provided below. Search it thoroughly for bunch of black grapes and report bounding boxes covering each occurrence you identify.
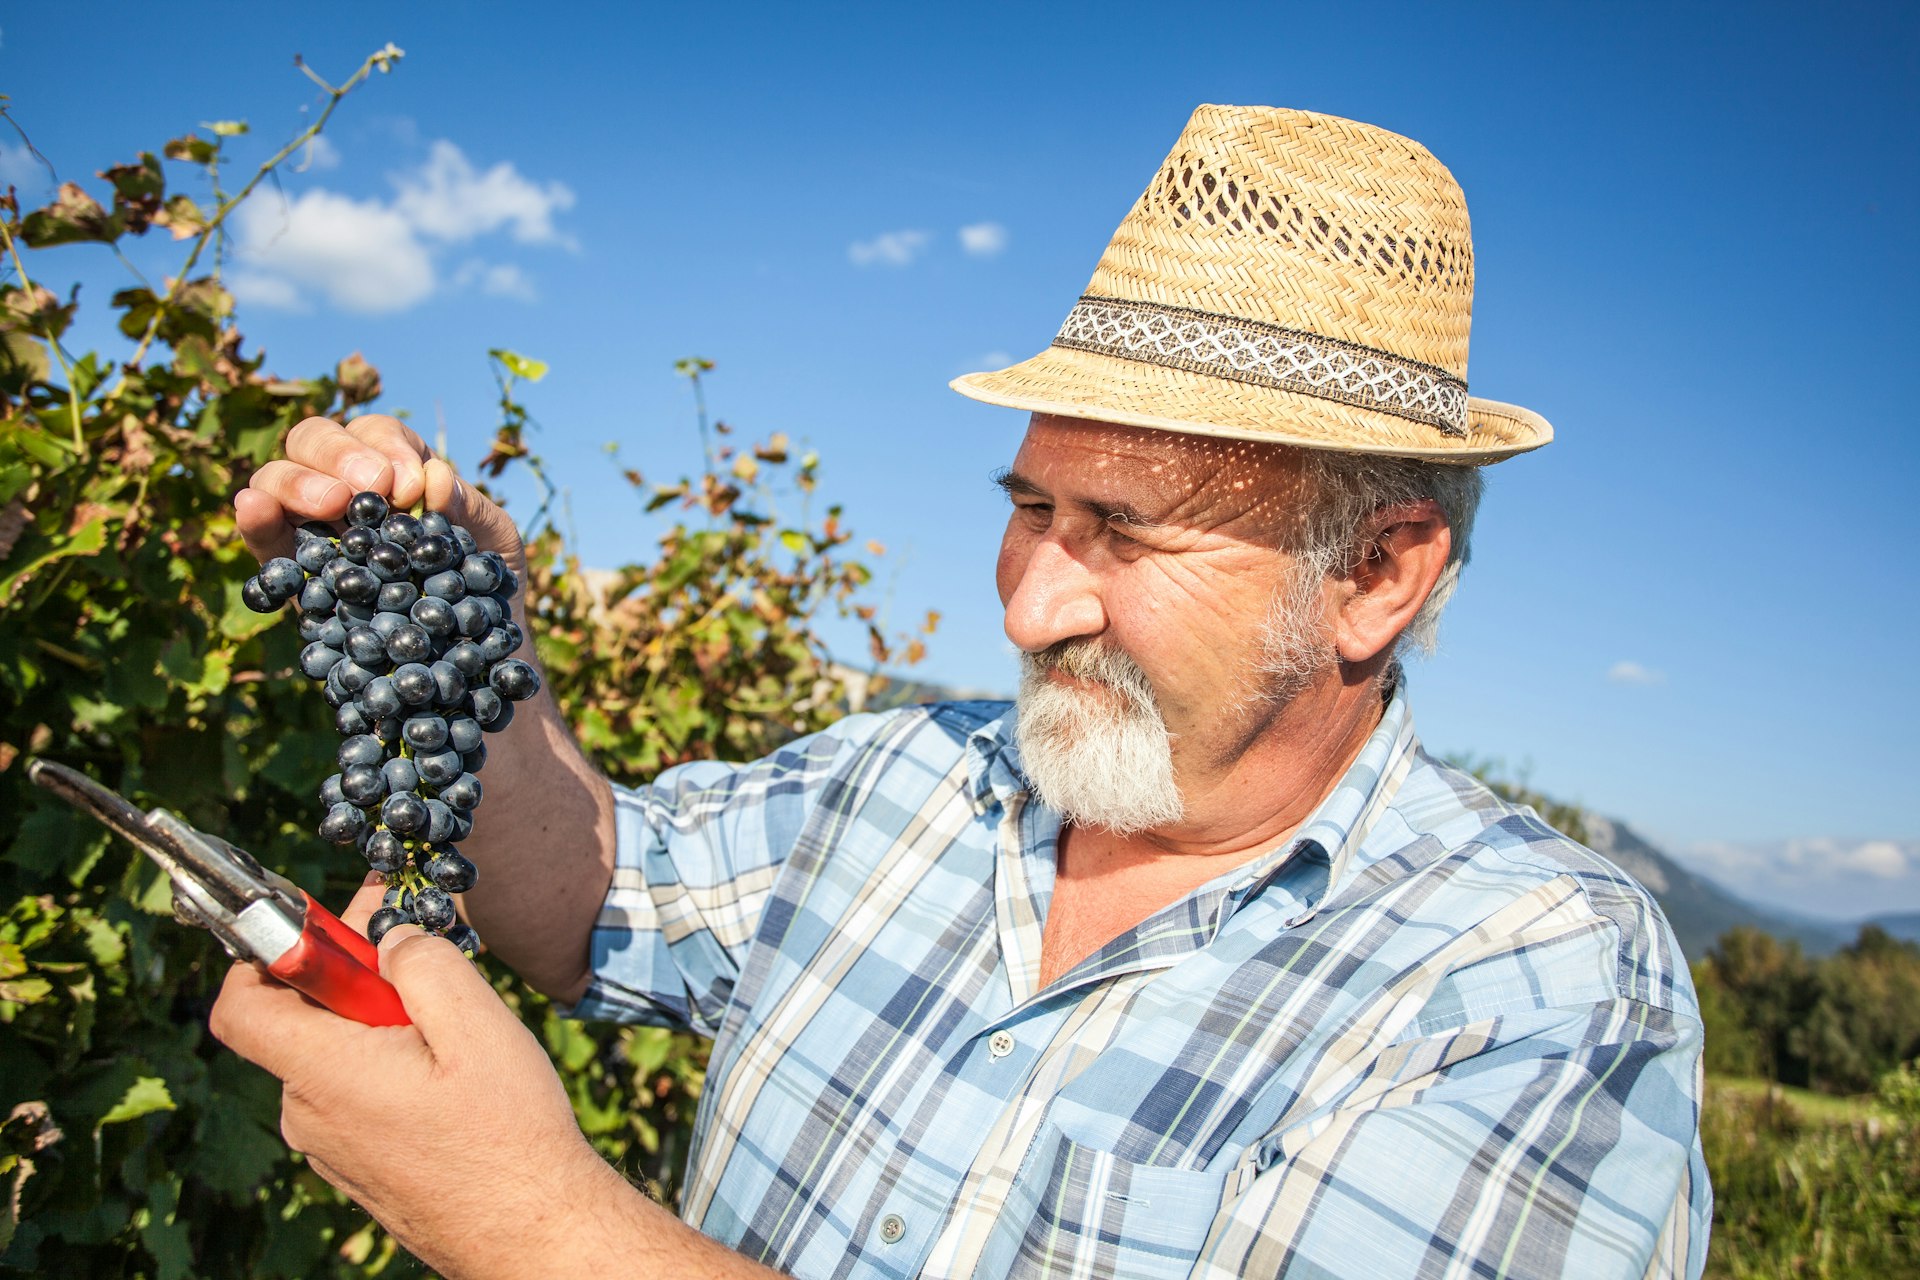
[242,491,541,953]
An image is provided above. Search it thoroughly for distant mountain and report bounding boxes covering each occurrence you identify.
[1577,814,1853,961]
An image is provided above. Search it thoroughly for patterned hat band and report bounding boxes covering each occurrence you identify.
[1050,295,1470,437]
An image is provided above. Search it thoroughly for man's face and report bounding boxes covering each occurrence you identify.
[997,415,1333,829]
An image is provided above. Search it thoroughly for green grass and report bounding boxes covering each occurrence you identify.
[1709,1075,1895,1127]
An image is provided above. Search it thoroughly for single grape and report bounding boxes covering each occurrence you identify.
[418,511,452,537]
[390,663,435,707]
[317,617,348,648]
[340,763,387,807]
[450,597,490,638]
[438,772,483,812]
[334,565,381,606]
[338,734,385,769]
[382,792,429,837]
[459,553,502,595]
[386,623,432,665]
[297,612,329,643]
[347,491,390,528]
[409,533,458,574]
[334,601,377,627]
[381,756,420,795]
[363,832,408,876]
[467,687,504,727]
[241,577,278,613]
[477,627,516,664]
[415,747,463,787]
[343,626,387,667]
[445,923,480,956]
[298,577,337,613]
[422,569,467,603]
[489,659,541,702]
[369,609,410,639]
[425,850,478,893]
[260,557,305,601]
[360,675,403,719]
[460,742,488,775]
[447,713,483,754]
[429,661,468,708]
[424,797,456,843]
[295,538,335,573]
[336,701,374,737]
[451,526,478,557]
[382,884,416,912]
[496,564,520,597]
[366,540,411,582]
[410,595,457,639]
[371,714,404,744]
[376,580,420,613]
[319,772,347,808]
[413,887,457,932]
[339,525,379,562]
[380,512,423,547]
[482,700,516,733]
[444,640,487,678]
[474,596,506,629]
[299,643,344,680]
[449,809,475,842]
[319,802,368,845]
[366,906,411,944]
[403,714,450,752]
[320,556,353,590]
[334,658,376,694]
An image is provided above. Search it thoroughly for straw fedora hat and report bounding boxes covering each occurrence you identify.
[952,105,1551,464]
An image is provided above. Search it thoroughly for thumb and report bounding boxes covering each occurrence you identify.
[376,924,519,1059]
[422,459,523,567]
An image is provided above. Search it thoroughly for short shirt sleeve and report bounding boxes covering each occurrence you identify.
[564,711,898,1033]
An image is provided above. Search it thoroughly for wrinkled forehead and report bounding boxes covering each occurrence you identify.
[1011,413,1309,531]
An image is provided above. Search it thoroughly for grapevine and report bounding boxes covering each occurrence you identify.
[241,490,542,953]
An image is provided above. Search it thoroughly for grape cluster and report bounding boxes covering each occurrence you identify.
[242,490,541,954]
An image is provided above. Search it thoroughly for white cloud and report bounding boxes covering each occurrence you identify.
[298,134,342,172]
[227,271,309,312]
[392,140,576,246]
[1835,839,1910,879]
[1678,837,1920,919]
[849,229,930,267]
[229,140,571,314]
[959,221,1008,257]
[959,351,1014,374]
[454,260,538,302]
[233,188,434,313]
[1607,660,1664,685]
[0,143,52,196]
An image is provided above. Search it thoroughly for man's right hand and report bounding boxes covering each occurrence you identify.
[234,414,524,574]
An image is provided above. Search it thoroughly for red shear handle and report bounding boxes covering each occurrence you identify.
[266,891,413,1027]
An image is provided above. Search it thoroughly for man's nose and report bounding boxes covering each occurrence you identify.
[1002,537,1106,653]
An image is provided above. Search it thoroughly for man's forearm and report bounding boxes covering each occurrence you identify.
[458,677,616,1004]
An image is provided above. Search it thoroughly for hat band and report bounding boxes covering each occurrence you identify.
[1050,295,1469,436]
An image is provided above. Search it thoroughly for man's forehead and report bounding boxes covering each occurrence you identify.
[1008,414,1304,524]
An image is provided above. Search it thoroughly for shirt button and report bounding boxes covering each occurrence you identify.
[988,1030,1015,1059]
[879,1213,906,1244]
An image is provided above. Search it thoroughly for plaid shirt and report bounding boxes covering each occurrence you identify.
[572,691,1711,1279]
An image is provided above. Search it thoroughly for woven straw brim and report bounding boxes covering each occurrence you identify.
[951,344,1551,465]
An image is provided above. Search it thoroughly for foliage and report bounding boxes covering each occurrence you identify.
[0,53,919,1276]
[1702,1066,1920,1278]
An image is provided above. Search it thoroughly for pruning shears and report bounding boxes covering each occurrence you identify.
[26,758,411,1027]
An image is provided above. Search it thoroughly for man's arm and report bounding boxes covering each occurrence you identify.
[235,413,611,1001]
[210,878,781,1279]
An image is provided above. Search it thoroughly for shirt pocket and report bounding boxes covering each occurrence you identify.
[978,1119,1229,1280]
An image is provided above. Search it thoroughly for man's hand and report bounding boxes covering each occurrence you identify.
[209,879,779,1279]
[234,414,522,571]
[210,877,598,1273]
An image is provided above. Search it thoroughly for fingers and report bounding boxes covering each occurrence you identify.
[235,486,295,564]
[424,458,525,566]
[337,873,387,933]
[377,925,522,1061]
[286,417,396,496]
[344,415,432,511]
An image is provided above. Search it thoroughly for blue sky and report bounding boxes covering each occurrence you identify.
[4,1,1916,920]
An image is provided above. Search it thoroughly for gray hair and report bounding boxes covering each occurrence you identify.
[1291,451,1484,656]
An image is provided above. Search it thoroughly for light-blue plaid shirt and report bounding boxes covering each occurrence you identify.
[572,689,1711,1278]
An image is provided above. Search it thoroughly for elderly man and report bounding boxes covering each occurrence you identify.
[216,106,1711,1278]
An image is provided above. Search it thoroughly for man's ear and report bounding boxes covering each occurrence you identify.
[1329,499,1451,665]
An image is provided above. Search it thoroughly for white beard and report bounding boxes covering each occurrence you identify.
[1014,641,1184,835]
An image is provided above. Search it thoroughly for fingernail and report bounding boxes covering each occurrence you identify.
[345,458,386,491]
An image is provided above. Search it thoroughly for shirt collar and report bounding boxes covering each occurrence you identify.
[962,682,1421,922]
